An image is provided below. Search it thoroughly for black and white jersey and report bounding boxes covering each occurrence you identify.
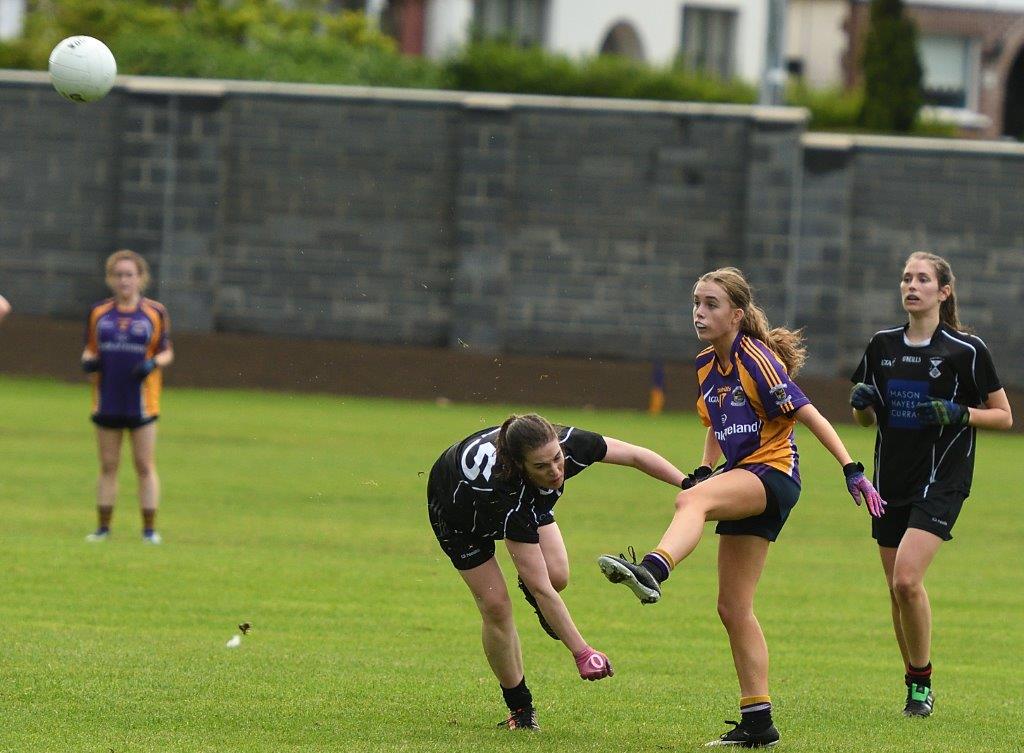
[851,322,1001,502]
[428,425,608,543]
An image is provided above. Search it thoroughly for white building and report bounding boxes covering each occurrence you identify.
[0,0,25,41]
[423,0,771,84]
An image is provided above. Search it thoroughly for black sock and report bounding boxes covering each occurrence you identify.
[500,677,533,712]
[907,662,932,688]
[740,698,772,731]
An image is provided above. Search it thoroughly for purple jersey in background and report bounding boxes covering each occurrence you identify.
[85,298,171,418]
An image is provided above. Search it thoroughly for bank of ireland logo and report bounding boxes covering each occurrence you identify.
[729,387,747,406]
[929,357,943,379]
[721,414,728,426]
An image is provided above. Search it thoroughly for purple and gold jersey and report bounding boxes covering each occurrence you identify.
[85,298,171,418]
[695,334,810,483]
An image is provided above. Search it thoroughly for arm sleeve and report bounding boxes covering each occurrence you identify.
[739,338,810,420]
[850,340,874,385]
[84,306,98,351]
[972,339,1002,403]
[561,427,607,474]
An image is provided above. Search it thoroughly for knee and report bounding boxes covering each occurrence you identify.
[134,460,155,478]
[99,459,119,476]
[674,491,692,514]
[548,567,569,593]
[717,599,751,631]
[477,594,514,625]
[892,574,922,602]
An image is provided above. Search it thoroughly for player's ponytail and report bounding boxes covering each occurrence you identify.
[906,251,967,332]
[495,413,558,482]
[696,267,807,376]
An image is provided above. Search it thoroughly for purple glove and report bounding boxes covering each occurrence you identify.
[844,462,886,518]
[573,646,613,681]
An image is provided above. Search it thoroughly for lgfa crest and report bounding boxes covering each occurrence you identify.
[929,358,943,379]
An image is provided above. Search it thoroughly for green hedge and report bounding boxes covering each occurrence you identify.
[0,0,957,135]
[445,41,757,104]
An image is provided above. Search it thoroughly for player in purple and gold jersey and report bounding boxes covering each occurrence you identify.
[599,267,884,748]
[81,250,173,545]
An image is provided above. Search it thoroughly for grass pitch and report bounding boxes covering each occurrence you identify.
[0,375,1021,752]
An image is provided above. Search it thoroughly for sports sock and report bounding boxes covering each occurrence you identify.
[739,695,772,731]
[641,548,674,583]
[97,505,113,531]
[907,662,932,688]
[142,508,156,533]
[500,676,533,712]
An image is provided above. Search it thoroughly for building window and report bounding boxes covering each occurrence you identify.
[475,0,548,46]
[919,35,976,109]
[680,6,737,79]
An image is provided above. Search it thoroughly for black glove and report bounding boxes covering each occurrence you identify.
[81,358,101,374]
[132,358,157,380]
[849,382,878,410]
[681,465,713,490]
[915,399,969,427]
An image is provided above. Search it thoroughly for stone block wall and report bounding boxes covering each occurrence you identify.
[2,72,1022,384]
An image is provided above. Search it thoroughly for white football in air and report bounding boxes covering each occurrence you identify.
[48,36,117,103]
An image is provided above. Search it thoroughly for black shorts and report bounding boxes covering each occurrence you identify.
[715,466,801,542]
[91,414,159,430]
[872,490,966,547]
[426,455,496,571]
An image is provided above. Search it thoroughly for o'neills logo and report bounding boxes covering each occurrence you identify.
[714,421,762,442]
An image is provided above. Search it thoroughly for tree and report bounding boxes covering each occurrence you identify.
[858,0,923,132]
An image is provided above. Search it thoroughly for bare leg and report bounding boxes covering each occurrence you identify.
[459,558,523,688]
[95,427,123,524]
[717,535,771,698]
[130,422,159,521]
[655,469,767,565]
[878,546,911,667]
[892,529,943,668]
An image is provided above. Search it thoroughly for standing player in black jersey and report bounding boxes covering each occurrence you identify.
[850,252,1012,717]
[428,413,687,730]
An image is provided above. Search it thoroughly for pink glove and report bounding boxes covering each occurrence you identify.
[844,462,886,518]
[574,646,613,681]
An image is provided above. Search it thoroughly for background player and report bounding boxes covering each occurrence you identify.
[428,412,687,730]
[0,293,10,324]
[598,267,884,748]
[82,250,173,544]
[849,251,1012,716]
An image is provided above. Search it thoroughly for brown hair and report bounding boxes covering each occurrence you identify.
[495,413,558,482]
[696,267,807,376]
[905,251,965,331]
[105,249,151,293]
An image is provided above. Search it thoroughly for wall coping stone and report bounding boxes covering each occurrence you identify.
[804,131,1024,157]
[0,68,807,122]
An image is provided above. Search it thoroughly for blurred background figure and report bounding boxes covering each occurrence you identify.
[82,250,173,545]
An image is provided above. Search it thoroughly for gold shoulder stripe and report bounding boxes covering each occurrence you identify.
[741,338,783,385]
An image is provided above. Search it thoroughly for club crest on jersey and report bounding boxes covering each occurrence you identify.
[928,357,943,379]
[770,384,791,406]
[729,387,747,406]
